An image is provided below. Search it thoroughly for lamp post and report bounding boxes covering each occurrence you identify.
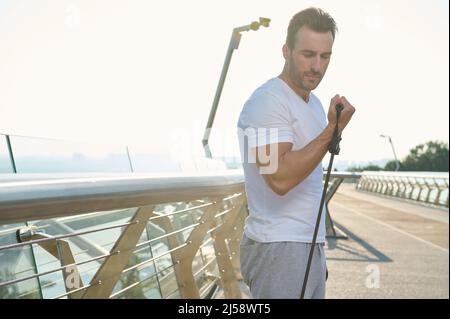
[202,17,271,158]
[380,134,400,171]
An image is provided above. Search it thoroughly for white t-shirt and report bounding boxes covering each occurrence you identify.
[237,77,327,243]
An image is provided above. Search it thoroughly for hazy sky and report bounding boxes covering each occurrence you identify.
[0,0,448,165]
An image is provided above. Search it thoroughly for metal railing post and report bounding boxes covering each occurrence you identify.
[5,135,17,173]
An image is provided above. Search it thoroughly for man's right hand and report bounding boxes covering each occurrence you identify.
[327,94,356,135]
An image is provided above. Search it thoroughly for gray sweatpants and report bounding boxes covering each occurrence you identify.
[239,233,327,299]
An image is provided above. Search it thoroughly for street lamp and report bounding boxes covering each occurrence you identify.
[202,17,271,158]
[380,134,400,171]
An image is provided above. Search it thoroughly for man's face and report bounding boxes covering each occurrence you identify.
[284,26,334,92]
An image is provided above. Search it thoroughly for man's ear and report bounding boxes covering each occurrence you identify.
[282,43,289,60]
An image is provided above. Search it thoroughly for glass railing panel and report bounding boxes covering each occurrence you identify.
[0,135,14,173]
[26,207,139,298]
[0,223,41,299]
[158,266,179,298]
[150,236,173,277]
[112,274,161,299]
[166,289,181,299]
[172,213,196,243]
[9,135,131,173]
[112,230,157,298]
[126,147,181,173]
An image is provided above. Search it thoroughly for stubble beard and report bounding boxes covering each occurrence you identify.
[288,58,322,92]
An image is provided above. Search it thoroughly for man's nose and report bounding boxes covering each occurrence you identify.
[311,56,321,72]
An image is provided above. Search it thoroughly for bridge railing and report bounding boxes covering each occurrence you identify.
[0,170,363,299]
[356,171,449,208]
[0,171,247,299]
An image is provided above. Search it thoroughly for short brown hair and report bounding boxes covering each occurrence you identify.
[286,7,338,49]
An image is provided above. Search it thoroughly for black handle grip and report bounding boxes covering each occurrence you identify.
[329,103,344,155]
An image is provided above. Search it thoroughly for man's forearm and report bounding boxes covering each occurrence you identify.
[271,124,335,194]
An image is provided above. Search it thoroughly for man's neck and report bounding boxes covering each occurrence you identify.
[278,72,310,103]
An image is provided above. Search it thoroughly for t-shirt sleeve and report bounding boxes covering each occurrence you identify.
[237,92,294,149]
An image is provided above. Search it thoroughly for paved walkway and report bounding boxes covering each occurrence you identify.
[217,184,449,299]
[325,184,448,298]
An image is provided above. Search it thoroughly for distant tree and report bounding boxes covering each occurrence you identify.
[363,164,383,171]
[348,164,383,172]
[401,141,449,172]
[384,160,402,171]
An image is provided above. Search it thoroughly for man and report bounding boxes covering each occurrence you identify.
[237,7,356,299]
